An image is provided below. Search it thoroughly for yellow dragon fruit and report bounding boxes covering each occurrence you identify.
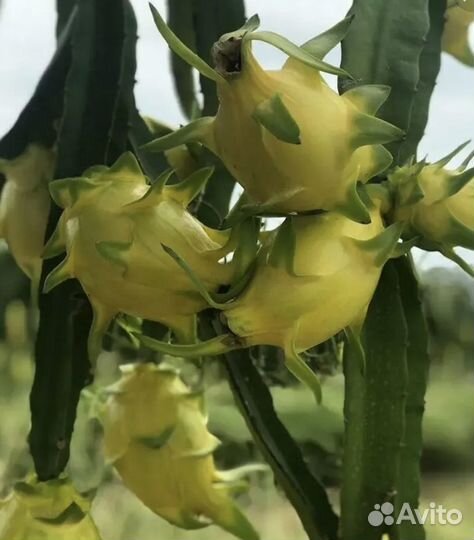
[0,144,55,281]
[389,143,474,275]
[137,195,405,401]
[143,7,404,223]
[0,476,101,540]
[443,0,474,66]
[102,362,259,540]
[43,152,238,361]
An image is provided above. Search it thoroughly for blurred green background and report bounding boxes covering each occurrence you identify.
[0,241,473,540]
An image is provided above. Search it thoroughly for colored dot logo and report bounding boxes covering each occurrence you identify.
[368,503,395,527]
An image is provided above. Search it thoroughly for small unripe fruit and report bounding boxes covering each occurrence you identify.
[44,152,235,359]
[0,477,101,540]
[225,205,400,355]
[389,145,474,275]
[145,9,404,223]
[136,196,404,400]
[102,363,259,540]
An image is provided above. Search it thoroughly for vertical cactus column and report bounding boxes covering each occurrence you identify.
[166,0,245,226]
[29,0,138,480]
[339,0,445,538]
[215,319,339,540]
[395,257,431,540]
[341,263,408,540]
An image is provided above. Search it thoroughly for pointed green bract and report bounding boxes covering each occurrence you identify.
[285,334,322,404]
[168,166,214,205]
[138,332,244,358]
[149,3,225,84]
[343,85,391,115]
[461,149,474,169]
[354,222,404,267]
[216,14,261,44]
[336,182,372,224]
[434,140,471,167]
[351,112,405,149]
[43,257,73,293]
[142,117,215,153]
[224,188,305,225]
[300,15,354,60]
[161,244,228,309]
[109,150,144,177]
[125,169,174,210]
[247,31,352,78]
[364,145,394,179]
[440,247,474,276]
[96,241,131,269]
[42,220,66,259]
[445,167,474,197]
[241,14,261,33]
[213,503,260,540]
[447,216,474,249]
[88,301,115,364]
[49,177,99,208]
[180,436,222,458]
[253,94,301,144]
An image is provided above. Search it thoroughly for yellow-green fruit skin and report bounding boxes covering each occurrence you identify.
[49,154,233,337]
[442,3,474,66]
[102,364,257,539]
[392,163,474,248]
[0,144,55,279]
[0,477,101,540]
[213,51,389,213]
[225,208,386,352]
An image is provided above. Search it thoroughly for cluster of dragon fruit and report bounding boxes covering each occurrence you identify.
[0,2,473,538]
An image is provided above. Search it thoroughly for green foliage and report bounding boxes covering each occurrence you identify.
[165,0,246,226]
[340,0,432,164]
[342,262,408,540]
[166,0,246,117]
[396,257,430,540]
[402,0,447,161]
[30,0,138,480]
[222,343,339,540]
[0,0,473,539]
[339,2,444,538]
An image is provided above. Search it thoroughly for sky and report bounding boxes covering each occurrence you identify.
[0,0,473,270]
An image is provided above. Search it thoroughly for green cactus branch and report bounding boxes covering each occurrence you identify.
[128,109,171,181]
[395,257,431,540]
[400,0,447,162]
[340,0,431,164]
[56,0,76,37]
[167,0,199,119]
[339,2,439,538]
[29,0,137,480]
[164,0,245,226]
[0,9,75,162]
[214,324,339,540]
[193,0,246,116]
[341,262,409,540]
